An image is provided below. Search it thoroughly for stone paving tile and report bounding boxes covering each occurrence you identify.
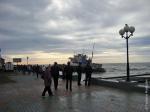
[0,72,150,112]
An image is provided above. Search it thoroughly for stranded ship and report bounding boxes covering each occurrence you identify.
[69,53,106,73]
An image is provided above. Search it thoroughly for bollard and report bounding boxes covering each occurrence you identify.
[145,79,149,111]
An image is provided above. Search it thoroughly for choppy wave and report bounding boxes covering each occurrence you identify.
[93,63,150,78]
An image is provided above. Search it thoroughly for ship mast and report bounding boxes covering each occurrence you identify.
[91,43,95,62]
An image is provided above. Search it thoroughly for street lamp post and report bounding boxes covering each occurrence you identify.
[119,24,135,81]
[0,48,1,58]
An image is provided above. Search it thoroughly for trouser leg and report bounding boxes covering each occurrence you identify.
[54,78,58,90]
[88,74,91,86]
[42,86,48,96]
[66,79,68,90]
[78,73,81,85]
[70,79,72,91]
[56,78,58,89]
[36,72,38,78]
[47,86,53,96]
[85,74,88,86]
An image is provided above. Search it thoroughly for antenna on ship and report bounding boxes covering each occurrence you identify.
[82,49,85,55]
[73,50,76,56]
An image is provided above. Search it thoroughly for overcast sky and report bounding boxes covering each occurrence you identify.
[0,0,150,64]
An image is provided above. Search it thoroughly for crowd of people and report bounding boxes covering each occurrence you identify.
[15,61,93,97]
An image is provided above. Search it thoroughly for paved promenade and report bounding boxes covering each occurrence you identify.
[0,72,149,112]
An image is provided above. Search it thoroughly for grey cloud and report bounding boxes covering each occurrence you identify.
[0,0,150,63]
[63,0,120,27]
[0,33,75,54]
[130,35,150,47]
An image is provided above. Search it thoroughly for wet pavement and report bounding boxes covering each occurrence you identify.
[0,72,149,112]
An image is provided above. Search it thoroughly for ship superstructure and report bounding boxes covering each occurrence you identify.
[69,53,105,73]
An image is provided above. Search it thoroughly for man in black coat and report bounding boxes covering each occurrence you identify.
[51,62,60,90]
[65,62,73,91]
[35,64,40,78]
[77,62,82,86]
[85,62,93,86]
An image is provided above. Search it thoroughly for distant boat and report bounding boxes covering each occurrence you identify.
[69,53,106,73]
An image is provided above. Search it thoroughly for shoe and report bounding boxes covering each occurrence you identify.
[78,83,81,86]
[49,94,53,96]
[42,95,45,98]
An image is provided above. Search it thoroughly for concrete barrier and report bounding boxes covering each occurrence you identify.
[91,78,149,94]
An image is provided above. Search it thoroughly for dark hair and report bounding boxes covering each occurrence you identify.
[67,61,70,65]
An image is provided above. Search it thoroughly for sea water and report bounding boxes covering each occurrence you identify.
[71,62,150,79]
[92,62,150,78]
[57,62,150,79]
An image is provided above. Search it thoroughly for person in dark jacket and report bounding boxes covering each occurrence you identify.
[77,62,82,86]
[51,62,60,90]
[65,62,73,91]
[35,64,40,78]
[85,62,93,86]
[42,66,53,96]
